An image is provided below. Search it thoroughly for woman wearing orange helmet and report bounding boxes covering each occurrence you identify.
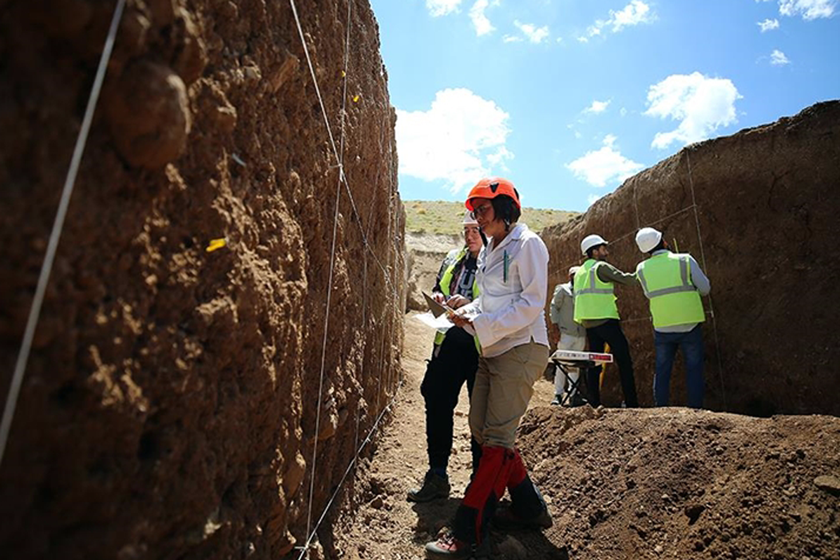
[425,178,552,559]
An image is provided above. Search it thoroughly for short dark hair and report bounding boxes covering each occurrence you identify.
[586,244,606,259]
[649,239,666,254]
[490,195,521,232]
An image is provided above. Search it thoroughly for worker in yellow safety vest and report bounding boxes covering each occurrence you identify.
[407,212,482,504]
[574,234,639,408]
[635,227,711,408]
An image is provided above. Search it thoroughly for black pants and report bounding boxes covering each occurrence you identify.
[421,326,481,472]
[586,319,638,407]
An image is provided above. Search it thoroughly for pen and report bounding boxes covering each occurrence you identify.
[503,250,508,283]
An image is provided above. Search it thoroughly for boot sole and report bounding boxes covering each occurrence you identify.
[407,490,450,503]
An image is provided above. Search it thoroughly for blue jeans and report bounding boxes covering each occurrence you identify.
[654,325,705,408]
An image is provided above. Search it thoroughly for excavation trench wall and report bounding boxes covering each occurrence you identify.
[0,0,405,558]
[542,101,840,416]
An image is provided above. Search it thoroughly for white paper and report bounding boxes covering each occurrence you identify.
[413,311,454,331]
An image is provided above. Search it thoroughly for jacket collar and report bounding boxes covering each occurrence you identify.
[489,223,527,252]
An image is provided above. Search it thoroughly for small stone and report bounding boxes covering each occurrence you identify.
[654,544,664,554]
[244,66,262,84]
[369,495,384,509]
[104,61,191,169]
[814,475,840,496]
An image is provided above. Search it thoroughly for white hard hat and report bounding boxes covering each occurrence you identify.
[580,234,608,255]
[463,211,479,226]
[635,227,663,253]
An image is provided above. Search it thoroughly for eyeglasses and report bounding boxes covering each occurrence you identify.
[464,225,481,235]
[472,203,493,218]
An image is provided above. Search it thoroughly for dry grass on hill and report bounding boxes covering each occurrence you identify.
[405,200,578,235]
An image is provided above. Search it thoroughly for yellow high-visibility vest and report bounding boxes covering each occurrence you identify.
[573,259,619,322]
[636,252,705,328]
[434,248,480,350]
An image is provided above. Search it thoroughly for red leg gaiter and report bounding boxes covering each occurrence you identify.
[453,445,514,544]
[506,448,528,491]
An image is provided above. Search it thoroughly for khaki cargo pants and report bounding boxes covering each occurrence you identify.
[469,341,549,449]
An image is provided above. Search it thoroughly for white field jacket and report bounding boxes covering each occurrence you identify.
[461,223,549,358]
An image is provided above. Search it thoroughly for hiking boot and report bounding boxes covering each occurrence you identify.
[568,393,586,407]
[407,471,450,503]
[492,505,553,531]
[550,394,563,406]
[425,531,489,559]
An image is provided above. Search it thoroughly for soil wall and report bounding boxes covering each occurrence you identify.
[541,101,840,416]
[0,0,405,559]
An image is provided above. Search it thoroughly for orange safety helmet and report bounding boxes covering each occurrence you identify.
[465,177,520,211]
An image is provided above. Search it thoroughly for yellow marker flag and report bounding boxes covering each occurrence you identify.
[341,70,346,78]
[206,238,227,253]
[353,94,360,103]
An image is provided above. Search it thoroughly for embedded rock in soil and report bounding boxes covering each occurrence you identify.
[104,61,192,169]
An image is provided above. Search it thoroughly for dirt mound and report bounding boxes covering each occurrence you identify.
[0,1,404,559]
[541,101,840,416]
[519,406,840,560]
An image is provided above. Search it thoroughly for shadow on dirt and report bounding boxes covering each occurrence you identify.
[410,498,570,559]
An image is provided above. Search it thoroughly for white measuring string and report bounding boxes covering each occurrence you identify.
[0,0,127,469]
[298,0,352,545]
[685,149,728,408]
[288,0,399,307]
[302,123,343,549]
[294,377,403,559]
[289,0,404,555]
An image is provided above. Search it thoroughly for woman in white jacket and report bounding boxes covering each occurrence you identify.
[425,178,552,559]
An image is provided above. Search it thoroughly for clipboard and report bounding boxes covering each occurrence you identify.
[423,292,456,318]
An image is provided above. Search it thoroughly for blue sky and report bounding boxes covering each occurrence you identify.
[368,0,840,211]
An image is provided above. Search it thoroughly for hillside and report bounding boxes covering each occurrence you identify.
[405,200,578,235]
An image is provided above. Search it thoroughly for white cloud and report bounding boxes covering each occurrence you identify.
[396,88,512,194]
[609,0,655,31]
[469,0,496,36]
[486,146,513,168]
[567,135,644,188]
[583,99,611,114]
[502,34,523,43]
[644,72,741,149]
[770,49,791,65]
[514,20,550,43]
[779,0,836,20]
[758,18,780,31]
[584,0,654,39]
[426,0,463,17]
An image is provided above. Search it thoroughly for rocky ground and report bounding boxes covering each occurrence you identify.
[332,313,840,560]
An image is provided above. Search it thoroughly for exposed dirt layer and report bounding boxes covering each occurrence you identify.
[541,101,840,416]
[334,314,840,560]
[0,1,404,558]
